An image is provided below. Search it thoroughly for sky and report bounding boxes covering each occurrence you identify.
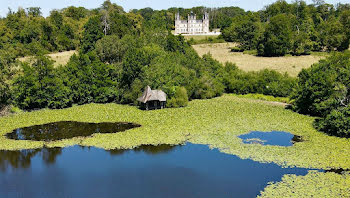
[1,0,349,17]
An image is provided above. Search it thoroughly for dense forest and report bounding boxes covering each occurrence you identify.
[0,0,349,137]
[222,0,350,56]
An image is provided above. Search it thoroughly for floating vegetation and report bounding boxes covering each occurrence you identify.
[0,94,349,197]
[238,131,296,147]
[6,121,141,141]
[242,138,267,145]
[258,171,350,198]
[0,94,349,171]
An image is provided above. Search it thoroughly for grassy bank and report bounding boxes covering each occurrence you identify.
[0,94,349,197]
[192,43,324,77]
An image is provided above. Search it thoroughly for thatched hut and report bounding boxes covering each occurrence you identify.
[137,86,167,110]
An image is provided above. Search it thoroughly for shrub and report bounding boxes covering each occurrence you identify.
[292,51,350,138]
[231,47,244,52]
[167,86,189,108]
[223,63,296,98]
[314,106,350,138]
[291,51,350,116]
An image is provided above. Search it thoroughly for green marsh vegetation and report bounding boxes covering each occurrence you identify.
[0,94,349,197]
[0,1,350,197]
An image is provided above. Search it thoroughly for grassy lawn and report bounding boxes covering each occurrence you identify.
[183,34,219,41]
[18,50,77,67]
[0,94,349,196]
[192,43,325,77]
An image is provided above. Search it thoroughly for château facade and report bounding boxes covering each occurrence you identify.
[175,12,209,35]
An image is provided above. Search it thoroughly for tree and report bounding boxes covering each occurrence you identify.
[222,14,262,50]
[319,17,347,51]
[167,86,189,108]
[0,50,17,107]
[81,16,104,53]
[63,6,87,20]
[258,14,293,56]
[340,10,350,50]
[292,51,350,116]
[12,56,71,109]
[95,35,127,64]
[26,7,42,17]
[315,106,350,137]
[49,10,63,29]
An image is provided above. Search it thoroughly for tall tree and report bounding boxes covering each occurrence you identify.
[258,14,292,56]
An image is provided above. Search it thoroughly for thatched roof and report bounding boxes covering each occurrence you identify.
[137,86,167,103]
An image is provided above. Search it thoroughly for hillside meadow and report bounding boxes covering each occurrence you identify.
[18,50,77,67]
[192,42,324,77]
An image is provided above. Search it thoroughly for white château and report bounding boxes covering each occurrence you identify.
[175,12,210,35]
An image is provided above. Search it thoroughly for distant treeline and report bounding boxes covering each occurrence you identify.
[222,0,350,56]
[0,1,296,111]
[1,0,348,58]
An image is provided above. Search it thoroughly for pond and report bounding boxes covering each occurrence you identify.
[5,121,141,141]
[238,131,303,147]
[0,143,316,198]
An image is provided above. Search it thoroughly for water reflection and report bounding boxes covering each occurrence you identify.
[0,143,316,198]
[6,121,141,141]
[325,168,350,175]
[0,147,62,171]
[239,131,303,147]
[109,144,178,156]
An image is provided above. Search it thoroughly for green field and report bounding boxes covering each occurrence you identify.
[0,95,349,196]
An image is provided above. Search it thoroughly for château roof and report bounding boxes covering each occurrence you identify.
[137,86,167,103]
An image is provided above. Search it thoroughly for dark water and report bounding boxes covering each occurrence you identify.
[6,121,141,141]
[239,131,303,147]
[0,143,314,198]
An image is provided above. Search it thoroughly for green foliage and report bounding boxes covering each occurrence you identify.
[292,51,350,137]
[223,13,263,50]
[63,6,87,20]
[319,17,347,51]
[81,16,104,53]
[95,35,127,64]
[0,50,17,107]
[222,1,350,56]
[258,14,293,56]
[60,52,119,105]
[167,86,189,108]
[223,62,296,97]
[12,56,71,109]
[230,46,244,52]
[315,106,350,137]
[165,34,188,53]
[292,51,350,116]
